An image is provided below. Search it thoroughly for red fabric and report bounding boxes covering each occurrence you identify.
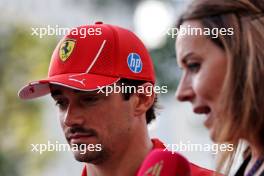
[18,22,155,100]
[81,138,218,176]
[150,139,216,176]
[137,149,191,176]
[81,165,87,176]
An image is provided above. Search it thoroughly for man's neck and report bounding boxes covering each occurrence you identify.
[87,130,153,176]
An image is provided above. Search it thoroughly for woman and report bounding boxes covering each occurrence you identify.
[175,0,264,175]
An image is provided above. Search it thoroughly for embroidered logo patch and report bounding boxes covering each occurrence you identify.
[59,39,76,62]
[127,53,142,73]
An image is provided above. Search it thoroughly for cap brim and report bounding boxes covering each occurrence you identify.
[18,73,120,100]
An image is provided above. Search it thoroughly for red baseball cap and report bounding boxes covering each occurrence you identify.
[18,22,155,99]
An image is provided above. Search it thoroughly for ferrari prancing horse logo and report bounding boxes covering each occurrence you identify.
[59,39,76,62]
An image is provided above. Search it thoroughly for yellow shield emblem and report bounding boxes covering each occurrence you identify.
[59,39,76,61]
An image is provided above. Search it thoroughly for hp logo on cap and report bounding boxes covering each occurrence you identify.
[127,53,143,73]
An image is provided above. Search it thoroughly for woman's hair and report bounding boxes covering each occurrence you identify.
[176,0,264,174]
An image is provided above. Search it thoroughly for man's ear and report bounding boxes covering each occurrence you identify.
[133,82,155,117]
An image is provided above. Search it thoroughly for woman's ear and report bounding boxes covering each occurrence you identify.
[133,82,155,117]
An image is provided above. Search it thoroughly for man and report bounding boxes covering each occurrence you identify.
[18,22,214,176]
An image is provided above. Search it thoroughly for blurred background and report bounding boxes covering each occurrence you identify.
[0,0,218,175]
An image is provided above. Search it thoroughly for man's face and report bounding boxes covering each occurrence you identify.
[50,84,134,164]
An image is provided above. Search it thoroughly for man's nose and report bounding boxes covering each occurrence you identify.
[63,103,85,127]
[175,78,195,102]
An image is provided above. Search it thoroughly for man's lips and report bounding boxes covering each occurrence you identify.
[68,133,95,142]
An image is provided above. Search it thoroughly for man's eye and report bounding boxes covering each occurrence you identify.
[187,62,200,72]
[55,99,68,109]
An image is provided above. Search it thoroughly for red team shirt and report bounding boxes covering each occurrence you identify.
[81,138,216,176]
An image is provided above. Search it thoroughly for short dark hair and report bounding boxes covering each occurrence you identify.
[118,78,157,124]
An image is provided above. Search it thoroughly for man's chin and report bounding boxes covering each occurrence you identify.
[72,150,104,164]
